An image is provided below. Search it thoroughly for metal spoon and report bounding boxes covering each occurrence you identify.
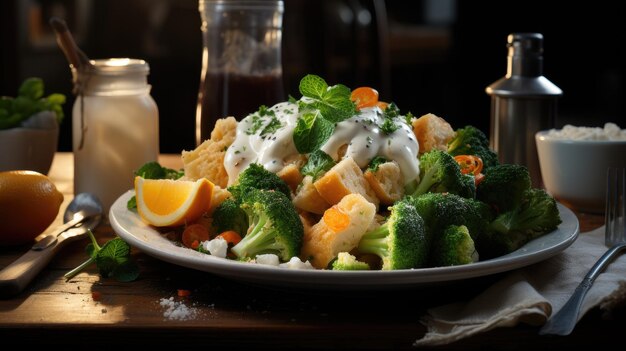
[0,193,103,297]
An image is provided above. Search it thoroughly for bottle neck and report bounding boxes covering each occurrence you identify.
[507,55,543,78]
[505,33,544,78]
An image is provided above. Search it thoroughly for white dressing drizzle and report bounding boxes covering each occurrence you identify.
[224,103,420,185]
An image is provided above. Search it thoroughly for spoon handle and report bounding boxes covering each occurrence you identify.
[0,237,67,297]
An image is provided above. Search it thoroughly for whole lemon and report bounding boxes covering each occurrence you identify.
[0,171,64,245]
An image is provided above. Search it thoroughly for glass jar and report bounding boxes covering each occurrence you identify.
[196,0,285,145]
[72,58,159,211]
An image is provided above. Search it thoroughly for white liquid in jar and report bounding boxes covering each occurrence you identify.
[72,59,159,211]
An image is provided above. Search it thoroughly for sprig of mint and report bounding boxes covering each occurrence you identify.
[0,77,66,130]
[298,74,356,123]
[293,110,334,154]
[127,162,184,209]
[64,230,139,282]
[292,75,356,153]
[301,150,336,181]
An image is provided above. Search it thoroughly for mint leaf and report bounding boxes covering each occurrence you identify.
[298,75,356,123]
[96,238,131,277]
[301,150,336,181]
[112,259,140,282]
[293,110,334,154]
[299,74,329,99]
[65,230,139,282]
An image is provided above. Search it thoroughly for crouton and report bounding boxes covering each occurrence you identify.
[182,117,238,187]
[313,157,379,208]
[277,164,303,193]
[300,194,376,269]
[293,175,331,215]
[364,161,405,205]
[412,113,455,154]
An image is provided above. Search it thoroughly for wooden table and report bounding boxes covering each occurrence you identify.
[0,152,621,349]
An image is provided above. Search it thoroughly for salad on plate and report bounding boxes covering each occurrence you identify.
[126,74,562,272]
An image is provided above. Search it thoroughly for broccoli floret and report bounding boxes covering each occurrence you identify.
[447,125,499,171]
[479,189,562,258]
[331,252,370,270]
[406,192,490,241]
[231,189,304,262]
[357,200,427,270]
[410,150,475,199]
[212,198,248,235]
[430,225,478,266]
[477,164,531,213]
[228,163,291,200]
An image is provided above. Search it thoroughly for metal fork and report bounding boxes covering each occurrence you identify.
[540,167,626,336]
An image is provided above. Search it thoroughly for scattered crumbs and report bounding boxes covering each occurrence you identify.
[159,297,198,321]
[77,286,80,290]
[101,308,108,314]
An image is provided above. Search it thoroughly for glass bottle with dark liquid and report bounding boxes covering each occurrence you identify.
[197,0,285,145]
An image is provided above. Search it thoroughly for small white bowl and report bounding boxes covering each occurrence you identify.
[536,130,626,213]
[0,112,59,175]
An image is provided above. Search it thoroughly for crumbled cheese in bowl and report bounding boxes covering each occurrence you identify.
[545,123,626,141]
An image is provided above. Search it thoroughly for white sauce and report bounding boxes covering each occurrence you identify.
[224,102,300,184]
[320,107,420,185]
[224,103,421,185]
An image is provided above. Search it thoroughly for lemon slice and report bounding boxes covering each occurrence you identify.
[134,177,213,227]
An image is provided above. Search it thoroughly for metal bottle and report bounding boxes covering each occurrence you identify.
[486,33,562,187]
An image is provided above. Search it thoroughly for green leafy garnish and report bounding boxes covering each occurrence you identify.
[292,110,334,154]
[367,156,388,172]
[64,230,139,282]
[298,75,356,123]
[245,105,283,137]
[292,75,357,153]
[380,118,399,134]
[378,102,402,134]
[301,150,336,181]
[0,77,66,130]
[127,162,184,209]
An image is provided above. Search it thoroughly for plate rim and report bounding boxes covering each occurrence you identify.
[110,191,580,289]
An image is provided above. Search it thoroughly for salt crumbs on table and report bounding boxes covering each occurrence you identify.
[159,297,198,321]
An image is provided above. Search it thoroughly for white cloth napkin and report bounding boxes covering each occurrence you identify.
[415,226,626,347]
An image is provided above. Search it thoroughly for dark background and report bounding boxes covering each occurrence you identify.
[1,0,623,153]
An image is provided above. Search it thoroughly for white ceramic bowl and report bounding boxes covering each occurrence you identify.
[536,130,626,213]
[0,112,59,175]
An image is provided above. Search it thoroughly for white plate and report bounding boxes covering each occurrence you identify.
[110,191,580,290]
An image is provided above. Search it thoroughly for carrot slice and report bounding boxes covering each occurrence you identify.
[216,231,242,246]
[376,101,389,110]
[182,224,210,248]
[454,155,484,176]
[350,87,379,110]
[323,206,350,233]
